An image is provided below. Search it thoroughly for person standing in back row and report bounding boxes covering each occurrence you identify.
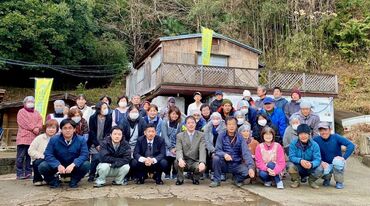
[210,90,224,113]
[187,92,203,115]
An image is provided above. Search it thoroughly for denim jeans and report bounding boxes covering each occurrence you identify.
[259,162,281,183]
[32,159,44,182]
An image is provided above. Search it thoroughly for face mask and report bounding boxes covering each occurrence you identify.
[292,124,299,131]
[55,108,64,114]
[72,117,81,124]
[119,102,127,108]
[212,119,220,126]
[26,103,34,109]
[258,119,267,126]
[237,118,245,125]
[129,112,139,120]
[101,109,109,116]
[240,108,249,115]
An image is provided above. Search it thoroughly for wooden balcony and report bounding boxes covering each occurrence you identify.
[126,63,338,98]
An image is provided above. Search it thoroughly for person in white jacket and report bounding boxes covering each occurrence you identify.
[28,119,59,186]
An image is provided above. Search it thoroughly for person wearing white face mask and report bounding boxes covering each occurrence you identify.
[112,95,129,127]
[234,111,247,128]
[283,115,301,155]
[252,113,279,143]
[237,100,258,129]
[68,107,88,141]
[87,102,113,182]
[47,100,67,127]
[118,105,147,152]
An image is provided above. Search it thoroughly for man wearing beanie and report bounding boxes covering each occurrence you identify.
[217,99,235,120]
[287,124,323,189]
[313,122,355,189]
[284,89,302,120]
[293,101,320,136]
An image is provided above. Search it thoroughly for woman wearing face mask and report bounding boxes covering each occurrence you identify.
[46,100,67,127]
[203,112,226,178]
[252,113,279,143]
[87,102,113,182]
[99,95,113,115]
[283,115,300,155]
[68,107,88,141]
[16,96,43,180]
[119,105,147,151]
[237,100,258,129]
[112,95,129,127]
[234,111,247,128]
[161,106,182,179]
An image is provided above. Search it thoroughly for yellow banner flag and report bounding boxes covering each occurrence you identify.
[34,78,53,124]
[201,27,213,65]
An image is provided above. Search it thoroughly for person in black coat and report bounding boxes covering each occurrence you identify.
[118,105,147,151]
[94,126,131,187]
[130,123,168,185]
[87,102,112,182]
[252,113,280,143]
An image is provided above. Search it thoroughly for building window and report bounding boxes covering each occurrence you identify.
[197,53,228,67]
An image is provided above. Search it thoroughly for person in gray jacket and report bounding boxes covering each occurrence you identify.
[283,115,301,155]
[284,89,301,120]
[292,101,320,136]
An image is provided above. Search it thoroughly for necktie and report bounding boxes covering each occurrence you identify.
[148,143,153,156]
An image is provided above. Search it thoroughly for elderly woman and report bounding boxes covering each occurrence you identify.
[16,96,43,180]
[28,119,58,185]
[283,115,301,155]
[47,100,67,126]
[234,111,247,128]
[68,107,89,141]
[238,123,259,158]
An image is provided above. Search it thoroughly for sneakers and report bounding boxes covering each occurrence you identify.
[264,181,272,187]
[33,181,43,186]
[233,180,243,188]
[309,181,319,189]
[336,182,344,189]
[301,176,308,183]
[87,176,95,182]
[93,183,105,188]
[209,181,220,188]
[276,181,284,189]
[323,179,331,187]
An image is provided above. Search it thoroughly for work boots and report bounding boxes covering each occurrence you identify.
[290,173,300,188]
[308,175,320,189]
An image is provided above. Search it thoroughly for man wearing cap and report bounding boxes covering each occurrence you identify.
[273,87,288,110]
[187,92,203,116]
[284,89,302,120]
[313,122,355,189]
[288,124,323,189]
[255,86,267,110]
[217,99,236,120]
[210,90,224,113]
[242,90,255,108]
[259,97,287,143]
[293,101,320,136]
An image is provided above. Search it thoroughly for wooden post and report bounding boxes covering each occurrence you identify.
[2,113,9,147]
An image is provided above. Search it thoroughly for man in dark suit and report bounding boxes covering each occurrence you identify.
[131,123,167,185]
[175,116,207,185]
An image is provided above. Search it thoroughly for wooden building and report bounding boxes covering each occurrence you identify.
[0,93,79,148]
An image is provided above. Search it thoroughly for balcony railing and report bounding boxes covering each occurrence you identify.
[126,62,338,97]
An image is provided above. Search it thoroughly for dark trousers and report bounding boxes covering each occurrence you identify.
[32,159,44,182]
[38,161,90,185]
[89,153,100,178]
[16,145,32,177]
[212,155,248,183]
[259,162,281,183]
[164,156,177,176]
[175,159,203,182]
[131,159,168,181]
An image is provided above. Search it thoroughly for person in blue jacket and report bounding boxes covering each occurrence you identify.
[288,124,323,189]
[38,119,90,188]
[313,122,355,189]
[259,97,287,144]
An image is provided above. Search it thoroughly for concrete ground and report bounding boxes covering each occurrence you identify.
[0,157,368,206]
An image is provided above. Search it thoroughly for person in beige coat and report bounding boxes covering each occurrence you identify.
[175,116,207,185]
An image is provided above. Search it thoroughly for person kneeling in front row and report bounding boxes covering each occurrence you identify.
[94,126,131,187]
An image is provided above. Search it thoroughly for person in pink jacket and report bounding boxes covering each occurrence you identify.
[255,126,286,189]
[16,96,43,180]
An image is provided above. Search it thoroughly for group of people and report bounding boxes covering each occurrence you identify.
[15,86,354,190]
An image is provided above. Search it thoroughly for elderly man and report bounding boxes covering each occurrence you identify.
[39,119,90,188]
[288,124,323,189]
[313,122,355,189]
[209,117,255,188]
[293,101,320,136]
[47,100,67,126]
[94,126,131,187]
[131,94,147,117]
[255,85,267,110]
[131,123,167,185]
[175,116,207,185]
[260,97,287,143]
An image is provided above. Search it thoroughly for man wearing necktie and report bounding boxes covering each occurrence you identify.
[131,123,167,185]
[175,116,207,185]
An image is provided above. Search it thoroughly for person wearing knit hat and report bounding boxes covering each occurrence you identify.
[283,115,301,155]
[238,123,259,157]
[189,109,207,132]
[217,99,235,120]
[287,124,323,189]
[210,91,224,113]
[292,100,320,136]
[284,89,302,120]
[187,92,203,116]
[313,122,355,189]
[242,90,256,107]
